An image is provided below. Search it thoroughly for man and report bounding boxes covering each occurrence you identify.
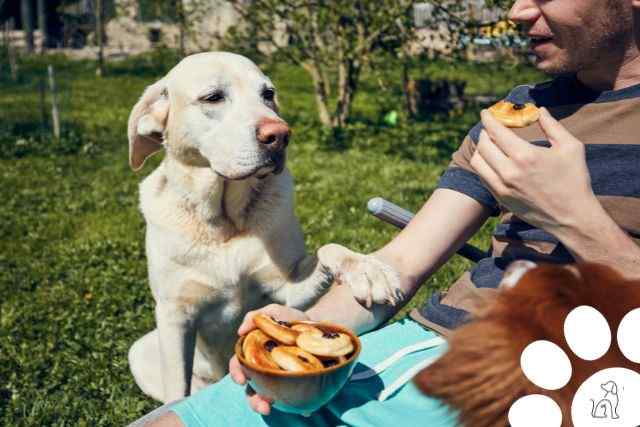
[134,0,640,425]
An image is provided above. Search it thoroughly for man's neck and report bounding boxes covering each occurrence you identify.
[576,40,640,91]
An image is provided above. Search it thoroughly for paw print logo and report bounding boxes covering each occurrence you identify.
[509,306,640,427]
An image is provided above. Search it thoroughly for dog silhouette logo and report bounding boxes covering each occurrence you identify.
[590,380,620,420]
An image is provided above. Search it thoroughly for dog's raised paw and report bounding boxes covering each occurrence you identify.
[509,306,640,427]
[317,244,403,308]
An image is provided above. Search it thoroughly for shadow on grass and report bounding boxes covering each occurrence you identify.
[0,120,99,159]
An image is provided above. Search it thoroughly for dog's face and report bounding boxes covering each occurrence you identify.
[128,52,289,179]
[416,262,640,427]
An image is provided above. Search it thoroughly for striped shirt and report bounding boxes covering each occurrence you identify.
[410,75,640,336]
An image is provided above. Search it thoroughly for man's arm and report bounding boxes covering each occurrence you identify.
[549,198,640,275]
[471,107,640,278]
[305,188,492,334]
[229,188,492,415]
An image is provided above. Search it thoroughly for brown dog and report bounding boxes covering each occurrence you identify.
[416,263,640,427]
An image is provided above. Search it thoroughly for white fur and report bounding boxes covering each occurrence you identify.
[500,260,538,290]
[127,52,403,403]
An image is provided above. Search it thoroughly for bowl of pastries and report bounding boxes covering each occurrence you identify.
[235,313,362,415]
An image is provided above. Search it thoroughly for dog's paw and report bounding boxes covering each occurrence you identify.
[317,243,403,308]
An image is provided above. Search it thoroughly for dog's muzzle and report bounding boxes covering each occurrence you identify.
[270,151,286,175]
[254,152,285,179]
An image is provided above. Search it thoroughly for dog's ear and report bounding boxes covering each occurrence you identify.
[602,381,617,394]
[128,78,170,171]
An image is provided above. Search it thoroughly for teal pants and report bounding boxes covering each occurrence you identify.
[171,318,459,427]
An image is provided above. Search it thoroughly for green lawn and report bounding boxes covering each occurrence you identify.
[0,51,542,426]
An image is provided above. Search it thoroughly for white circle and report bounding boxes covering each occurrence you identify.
[618,308,640,363]
[521,340,572,390]
[509,394,562,427]
[564,306,611,361]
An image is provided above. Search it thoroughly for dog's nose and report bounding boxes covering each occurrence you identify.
[256,118,290,151]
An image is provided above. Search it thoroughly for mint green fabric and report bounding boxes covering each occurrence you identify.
[171,318,459,426]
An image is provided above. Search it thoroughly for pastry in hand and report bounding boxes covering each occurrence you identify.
[488,101,540,128]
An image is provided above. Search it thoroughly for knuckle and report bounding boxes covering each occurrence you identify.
[512,151,531,166]
[502,169,518,184]
[494,185,510,198]
[264,304,283,315]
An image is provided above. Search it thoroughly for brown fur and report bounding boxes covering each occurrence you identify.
[415,263,640,427]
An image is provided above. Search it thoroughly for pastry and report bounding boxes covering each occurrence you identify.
[296,331,354,357]
[488,101,540,128]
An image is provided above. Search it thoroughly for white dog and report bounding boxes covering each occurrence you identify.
[127,52,403,403]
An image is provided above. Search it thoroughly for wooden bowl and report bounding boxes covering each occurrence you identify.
[235,320,362,415]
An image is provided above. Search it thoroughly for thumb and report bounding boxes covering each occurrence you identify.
[538,107,579,148]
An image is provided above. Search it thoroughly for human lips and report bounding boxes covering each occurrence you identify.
[529,33,554,48]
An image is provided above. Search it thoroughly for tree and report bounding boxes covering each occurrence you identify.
[228,0,420,130]
[36,0,46,53]
[227,1,513,130]
[95,0,104,75]
[20,0,34,53]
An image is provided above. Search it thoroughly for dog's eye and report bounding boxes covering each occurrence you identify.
[203,91,225,103]
[262,88,275,102]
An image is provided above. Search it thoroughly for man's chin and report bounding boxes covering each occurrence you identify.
[531,50,575,75]
[535,59,575,76]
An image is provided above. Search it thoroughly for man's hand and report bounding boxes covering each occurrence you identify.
[228,304,308,415]
[470,107,640,277]
[470,107,599,234]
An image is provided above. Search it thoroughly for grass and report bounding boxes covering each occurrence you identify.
[0,49,542,426]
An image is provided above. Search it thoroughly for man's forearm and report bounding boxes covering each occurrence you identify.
[305,282,396,335]
[306,189,492,334]
[555,199,640,278]
[373,189,492,296]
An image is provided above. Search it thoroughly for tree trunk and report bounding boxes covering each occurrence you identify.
[39,77,47,138]
[5,19,18,81]
[334,58,360,129]
[21,0,34,53]
[95,0,104,76]
[36,0,46,53]
[48,65,61,140]
[402,59,417,118]
[302,61,333,127]
[177,0,186,57]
